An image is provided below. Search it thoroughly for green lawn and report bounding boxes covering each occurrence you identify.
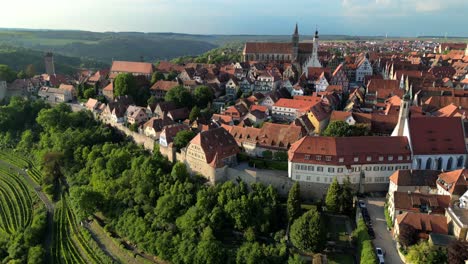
[301,204,317,211]
[328,253,354,264]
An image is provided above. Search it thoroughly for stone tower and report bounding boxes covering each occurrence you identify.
[292,23,299,62]
[302,28,322,77]
[391,93,411,137]
[44,52,55,76]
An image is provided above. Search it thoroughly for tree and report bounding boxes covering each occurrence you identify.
[406,241,447,264]
[325,178,341,213]
[290,208,325,253]
[262,150,273,160]
[27,246,45,264]
[323,121,350,137]
[360,240,378,264]
[195,227,225,264]
[147,96,158,106]
[70,186,104,220]
[164,85,193,108]
[448,240,468,264]
[189,106,200,122]
[273,151,288,161]
[193,85,214,108]
[17,70,26,79]
[288,254,305,264]
[151,71,165,84]
[25,64,36,78]
[16,129,34,152]
[0,64,17,82]
[287,182,301,222]
[83,88,96,99]
[339,177,353,215]
[166,71,179,81]
[114,73,137,98]
[349,123,371,136]
[173,130,196,151]
[398,223,418,247]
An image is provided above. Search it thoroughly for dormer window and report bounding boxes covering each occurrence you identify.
[366,156,372,161]
[304,155,310,160]
[326,156,332,161]
[339,157,344,163]
[354,157,359,162]
[379,156,384,161]
[316,155,322,161]
[398,155,403,161]
[388,156,393,161]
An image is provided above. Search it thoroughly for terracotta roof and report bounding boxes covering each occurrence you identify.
[434,103,465,118]
[274,98,317,111]
[244,42,292,54]
[212,114,233,124]
[156,61,184,73]
[436,169,468,195]
[396,212,448,237]
[150,80,179,92]
[190,127,239,168]
[143,117,175,131]
[367,79,399,93]
[85,98,99,110]
[111,61,153,75]
[309,103,332,122]
[409,117,466,155]
[330,111,352,122]
[103,82,113,91]
[249,105,268,113]
[161,123,190,144]
[389,170,440,187]
[288,136,411,166]
[393,192,450,213]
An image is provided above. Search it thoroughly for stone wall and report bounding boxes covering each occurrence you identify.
[107,122,155,151]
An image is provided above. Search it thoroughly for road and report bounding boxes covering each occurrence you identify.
[366,197,403,264]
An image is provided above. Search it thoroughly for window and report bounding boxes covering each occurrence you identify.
[304,155,310,160]
[396,166,401,170]
[388,156,393,161]
[339,157,344,163]
[306,176,311,181]
[354,157,359,162]
[326,156,332,161]
[388,166,394,171]
[308,166,314,171]
[316,177,320,182]
[407,156,411,160]
[316,155,322,161]
[373,166,379,171]
[366,156,372,161]
[295,175,300,180]
[398,155,403,161]
[338,168,343,173]
[328,168,335,173]
[380,166,386,171]
[317,167,323,172]
[295,164,300,170]
[379,156,384,161]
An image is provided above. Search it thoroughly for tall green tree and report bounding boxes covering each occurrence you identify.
[406,241,447,264]
[173,130,196,151]
[287,182,301,222]
[325,178,341,213]
[114,73,137,98]
[340,177,354,215]
[290,208,325,253]
[165,85,193,108]
[193,85,214,108]
[189,106,200,122]
[194,227,225,264]
[323,121,350,137]
[0,64,17,82]
[151,71,165,84]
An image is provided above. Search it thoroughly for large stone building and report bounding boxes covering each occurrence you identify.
[242,24,316,67]
[44,52,55,76]
[288,136,412,195]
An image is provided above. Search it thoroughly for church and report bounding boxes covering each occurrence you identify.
[242,24,321,70]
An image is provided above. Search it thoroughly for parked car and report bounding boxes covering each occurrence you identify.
[358,200,366,208]
[376,247,385,263]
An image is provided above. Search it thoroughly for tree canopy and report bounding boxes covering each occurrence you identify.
[287,182,301,222]
[193,85,214,108]
[0,64,17,82]
[325,178,341,213]
[113,73,137,98]
[173,130,196,151]
[290,208,325,253]
[323,121,371,137]
[164,85,193,108]
[406,241,447,264]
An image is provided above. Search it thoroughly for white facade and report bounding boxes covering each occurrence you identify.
[302,31,322,75]
[289,160,411,186]
[356,58,372,82]
[38,87,72,103]
[315,75,329,92]
[272,105,299,122]
[413,155,465,171]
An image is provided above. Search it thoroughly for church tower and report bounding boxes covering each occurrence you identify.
[292,23,299,62]
[391,93,411,137]
[44,52,55,76]
[302,28,322,76]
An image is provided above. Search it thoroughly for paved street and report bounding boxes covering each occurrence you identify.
[366,197,403,264]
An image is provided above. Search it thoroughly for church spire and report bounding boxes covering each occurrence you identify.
[294,23,298,35]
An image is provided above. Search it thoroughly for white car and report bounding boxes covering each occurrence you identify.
[358,200,366,208]
[376,247,385,263]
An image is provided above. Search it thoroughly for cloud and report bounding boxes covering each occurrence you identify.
[341,0,466,16]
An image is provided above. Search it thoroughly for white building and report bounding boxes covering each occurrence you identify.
[272,98,316,122]
[288,136,412,190]
[302,30,322,74]
[355,56,372,83]
[38,86,72,103]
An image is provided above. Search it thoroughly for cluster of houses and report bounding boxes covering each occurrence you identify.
[387,168,468,247]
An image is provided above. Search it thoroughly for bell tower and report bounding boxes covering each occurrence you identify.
[292,23,299,62]
[392,93,411,137]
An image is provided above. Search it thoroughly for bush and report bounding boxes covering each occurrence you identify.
[360,240,378,264]
[384,202,393,230]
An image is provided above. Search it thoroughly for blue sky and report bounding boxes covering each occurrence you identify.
[1,0,467,36]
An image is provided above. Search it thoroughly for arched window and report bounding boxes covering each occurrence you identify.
[437,157,443,170]
[447,157,453,170]
[457,156,464,168]
[416,158,422,169]
[425,158,433,170]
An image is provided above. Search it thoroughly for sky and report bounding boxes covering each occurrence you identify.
[1,0,467,36]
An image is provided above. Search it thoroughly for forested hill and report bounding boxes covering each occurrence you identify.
[0,45,109,75]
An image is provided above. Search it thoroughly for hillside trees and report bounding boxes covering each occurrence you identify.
[114,73,137,98]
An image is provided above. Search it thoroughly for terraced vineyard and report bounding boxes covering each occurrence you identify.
[0,165,34,234]
[52,195,114,264]
[0,150,42,184]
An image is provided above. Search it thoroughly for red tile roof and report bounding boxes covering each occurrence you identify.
[396,212,448,238]
[190,127,239,168]
[274,98,317,111]
[111,61,153,75]
[409,117,466,155]
[150,80,179,92]
[393,192,450,213]
[389,170,440,187]
[288,136,411,166]
[436,169,468,195]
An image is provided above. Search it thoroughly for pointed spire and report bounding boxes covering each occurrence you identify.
[315,25,319,38]
[294,23,298,35]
